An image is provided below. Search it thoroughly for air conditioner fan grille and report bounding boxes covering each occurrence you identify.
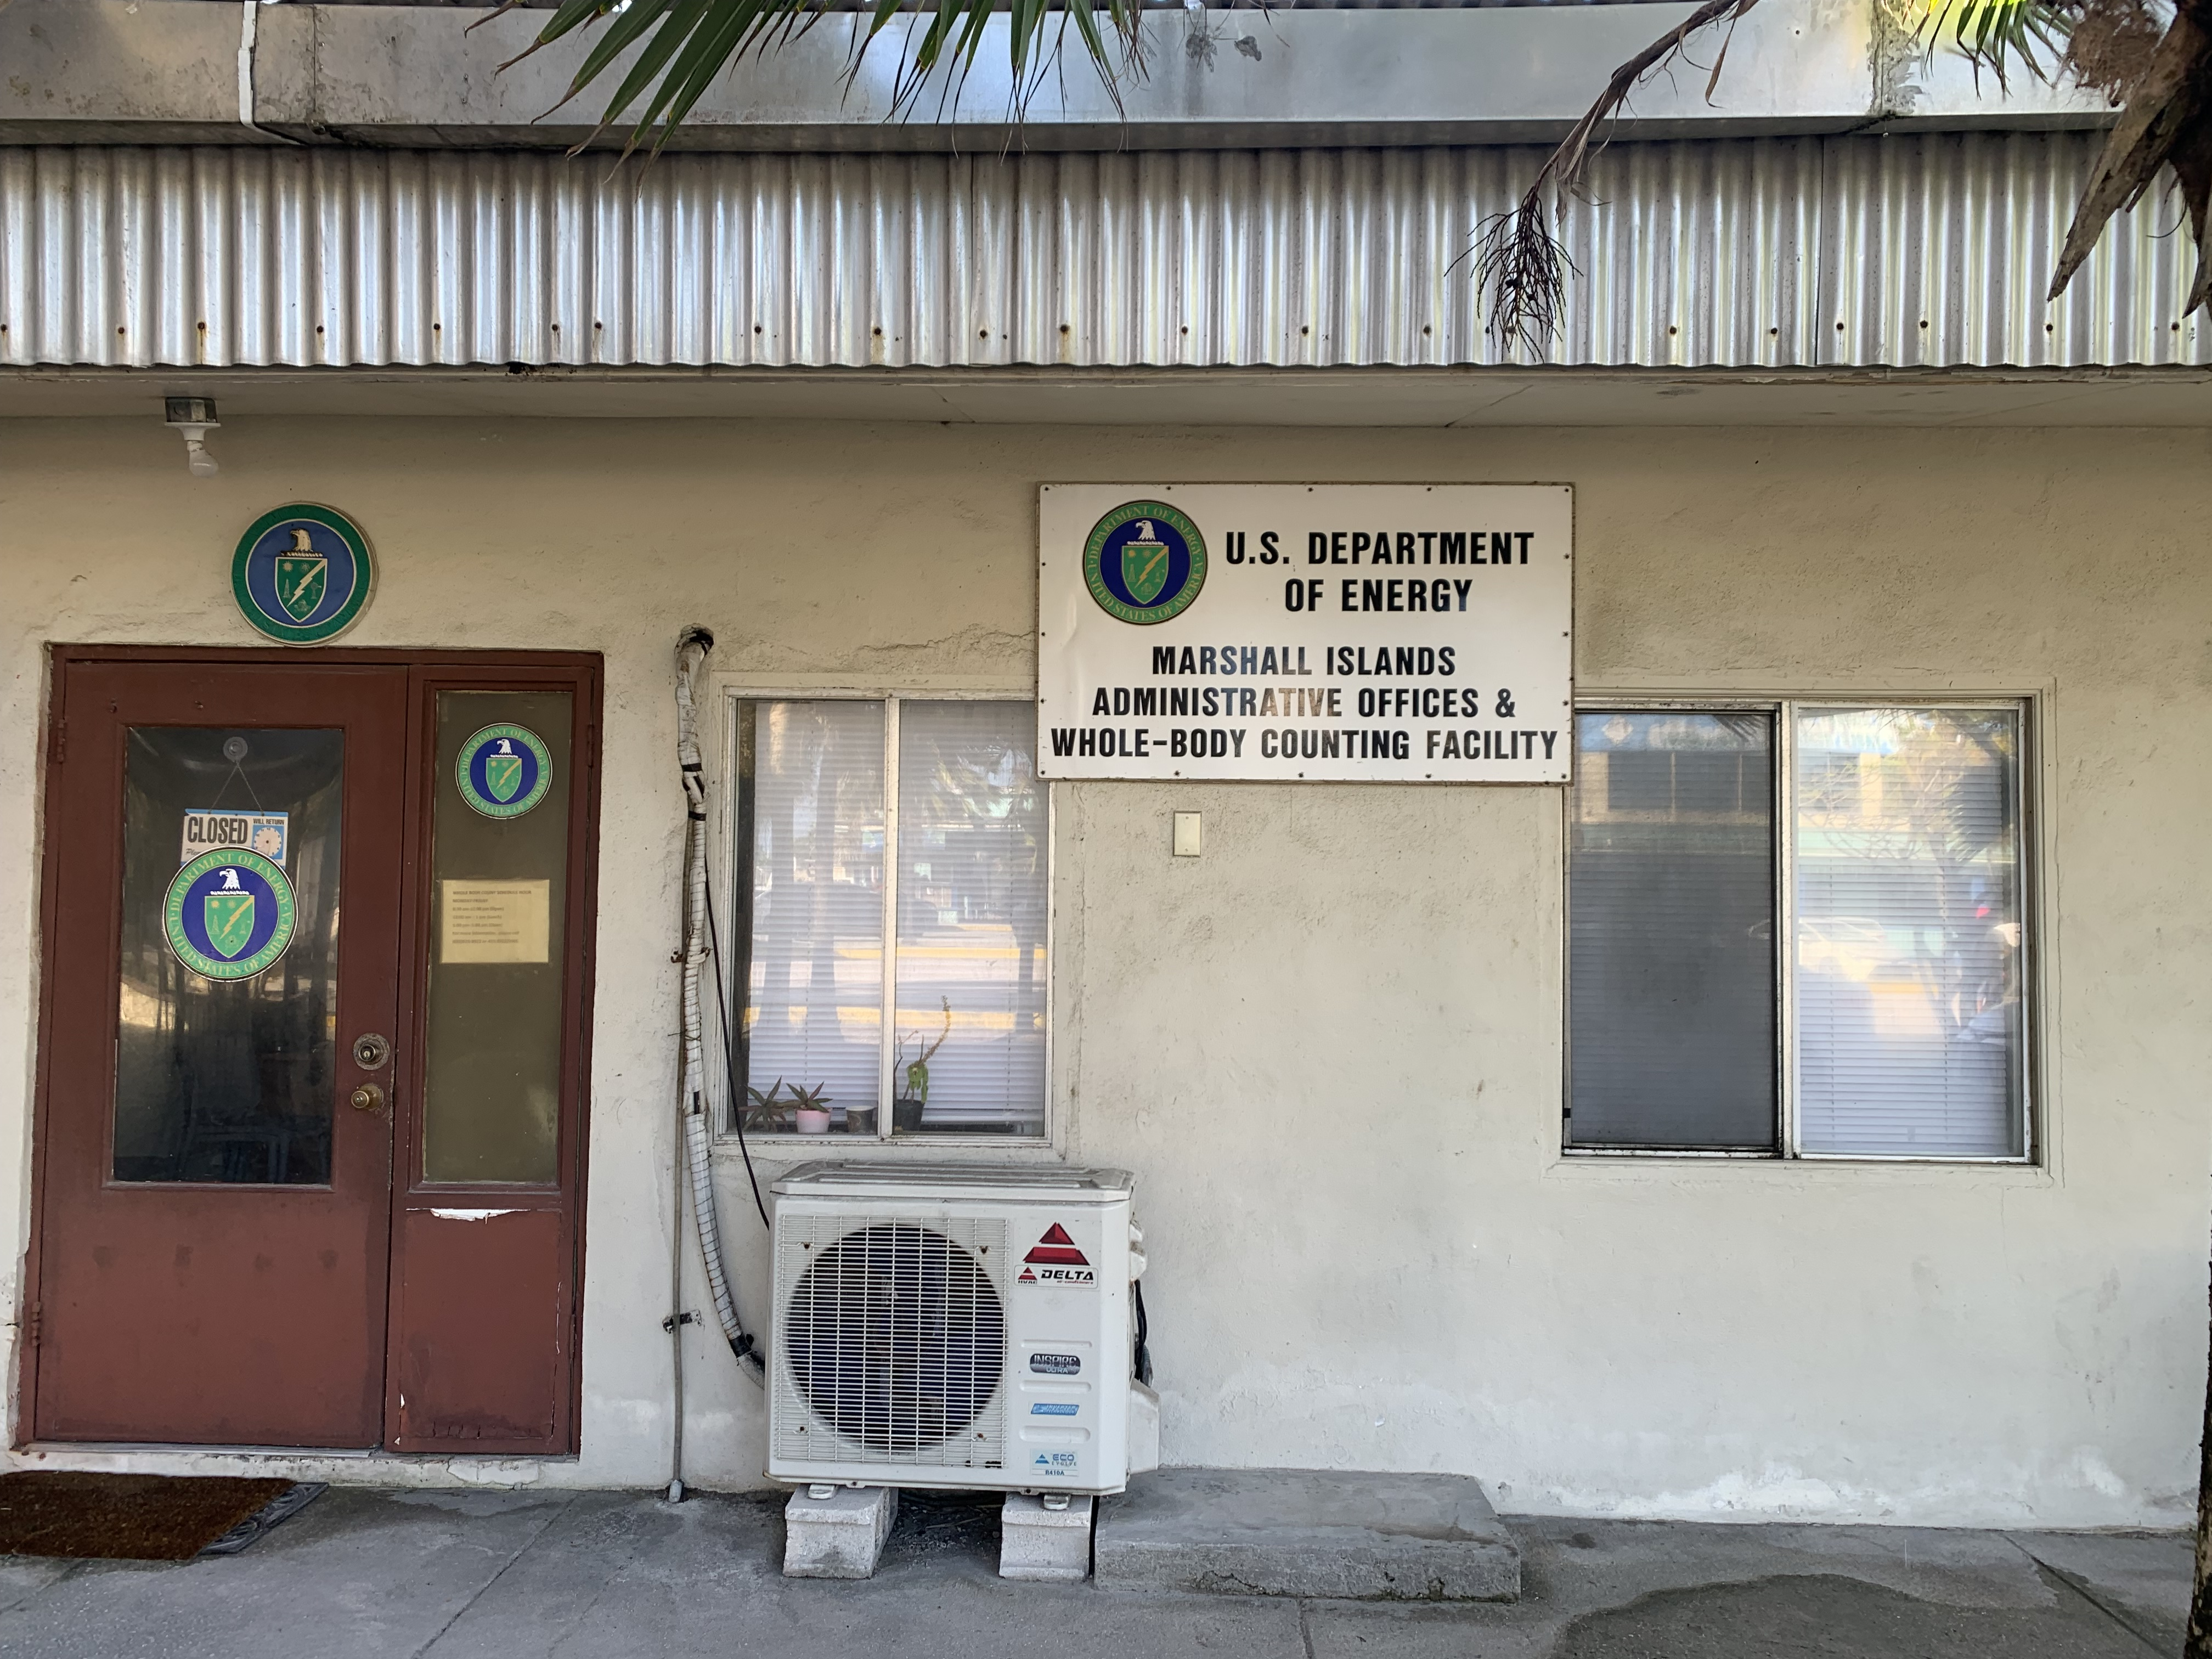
[782,1221,1007,1458]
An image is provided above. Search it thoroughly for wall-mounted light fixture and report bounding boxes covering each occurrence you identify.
[163,397,220,478]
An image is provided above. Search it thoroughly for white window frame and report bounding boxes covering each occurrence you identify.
[714,686,1056,1148]
[1565,695,2041,1165]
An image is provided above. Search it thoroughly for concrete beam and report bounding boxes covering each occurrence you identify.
[0,0,279,145]
[0,0,2111,153]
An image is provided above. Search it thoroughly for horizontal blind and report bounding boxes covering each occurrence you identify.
[893,702,1047,1135]
[1568,712,1778,1148]
[740,701,886,1127]
[1793,708,2024,1158]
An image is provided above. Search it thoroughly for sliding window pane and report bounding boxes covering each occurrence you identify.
[893,702,1047,1136]
[1569,712,1777,1149]
[1793,708,2025,1158]
[737,702,885,1131]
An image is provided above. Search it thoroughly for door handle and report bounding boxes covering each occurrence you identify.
[349,1084,387,1115]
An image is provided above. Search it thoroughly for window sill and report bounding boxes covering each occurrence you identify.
[712,1137,1061,1161]
[1547,1150,2051,1185]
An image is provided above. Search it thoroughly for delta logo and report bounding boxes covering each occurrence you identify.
[1017,1224,1097,1287]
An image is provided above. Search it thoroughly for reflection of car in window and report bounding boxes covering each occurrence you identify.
[1796,917,1891,980]
[1956,1005,2016,1048]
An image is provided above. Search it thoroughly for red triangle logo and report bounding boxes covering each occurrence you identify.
[1024,1223,1089,1266]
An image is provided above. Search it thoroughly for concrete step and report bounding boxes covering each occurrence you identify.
[1094,1468,1520,1602]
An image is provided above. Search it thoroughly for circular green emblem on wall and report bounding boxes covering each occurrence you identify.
[164,848,297,981]
[1082,501,1207,625]
[232,504,376,645]
[456,724,554,819]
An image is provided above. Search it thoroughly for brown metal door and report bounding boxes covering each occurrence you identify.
[384,667,599,1456]
[30,659,408,1446]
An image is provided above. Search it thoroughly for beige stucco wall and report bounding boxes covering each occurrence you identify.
[0,414,2205,1525]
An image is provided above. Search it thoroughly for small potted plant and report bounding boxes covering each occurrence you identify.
[788,1082,833,1136]
[742,1079,788,1135]
[893,998,951,1134]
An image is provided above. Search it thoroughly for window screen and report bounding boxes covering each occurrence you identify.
[732,698,1045,1139]
[1568,712,1778,1149]
[1792,708,2025,1158]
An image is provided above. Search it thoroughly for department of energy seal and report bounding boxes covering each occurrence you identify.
[164,848,297,981]
[456,724,554,819]
[231,504,375,645]
[1082,501,1207,625]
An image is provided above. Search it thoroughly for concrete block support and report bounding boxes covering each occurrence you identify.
[1095,1469,1520,1601]
[999,1493,1094,1581]
[782,1485,897,1579]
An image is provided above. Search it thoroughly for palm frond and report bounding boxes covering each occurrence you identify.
[483,0,1147,156]
[1918,0,2073,87]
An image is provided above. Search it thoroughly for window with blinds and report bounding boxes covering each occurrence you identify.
[731,697,1047,1141]
[1569,712,1778,1150]
[1567,702,2030,1161]
[1792,708,2024,1158]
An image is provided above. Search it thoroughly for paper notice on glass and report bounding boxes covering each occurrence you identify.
[441,879,550,964]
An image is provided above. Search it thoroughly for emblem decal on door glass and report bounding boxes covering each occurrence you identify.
[455,724,554,820]
[163,848,298,981]
[230,503,376,645]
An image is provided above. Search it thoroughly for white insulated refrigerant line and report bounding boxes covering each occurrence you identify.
[670,628,761,1500]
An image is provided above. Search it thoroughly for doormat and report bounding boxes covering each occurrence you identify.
[0,1472,321,1561]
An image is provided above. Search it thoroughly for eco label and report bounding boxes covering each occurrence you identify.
[455,724,554,820]
[163,848,297,981]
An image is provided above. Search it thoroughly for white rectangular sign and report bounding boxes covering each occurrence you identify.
[1038,483,1573,782]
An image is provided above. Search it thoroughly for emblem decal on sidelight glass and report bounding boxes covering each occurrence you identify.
[455,724,554,820]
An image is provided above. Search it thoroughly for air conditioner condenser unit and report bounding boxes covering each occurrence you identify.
[767,1163,1152,1495]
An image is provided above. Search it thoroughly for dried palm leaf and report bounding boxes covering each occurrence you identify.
[1473,0,1762,353]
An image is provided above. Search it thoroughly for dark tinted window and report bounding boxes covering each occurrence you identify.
[1568,712,1778,1150]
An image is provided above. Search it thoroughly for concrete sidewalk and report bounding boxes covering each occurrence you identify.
[0,1485,2190,1659]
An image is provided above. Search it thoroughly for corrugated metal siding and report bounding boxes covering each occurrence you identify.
[3,135,2204,373]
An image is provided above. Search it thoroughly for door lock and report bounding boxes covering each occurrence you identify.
[348,1084,387,1115]
[352,1034,392,1069]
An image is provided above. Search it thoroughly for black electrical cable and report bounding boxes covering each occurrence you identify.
[704,877,771,1231]
[1132,1279,1154,1387]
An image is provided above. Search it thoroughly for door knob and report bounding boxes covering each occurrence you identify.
[349,1084,386,1114]
[352,1033,392,1069]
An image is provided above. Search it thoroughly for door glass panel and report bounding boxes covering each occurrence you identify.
[113,728,343,1184]
[421,691,573,1184]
